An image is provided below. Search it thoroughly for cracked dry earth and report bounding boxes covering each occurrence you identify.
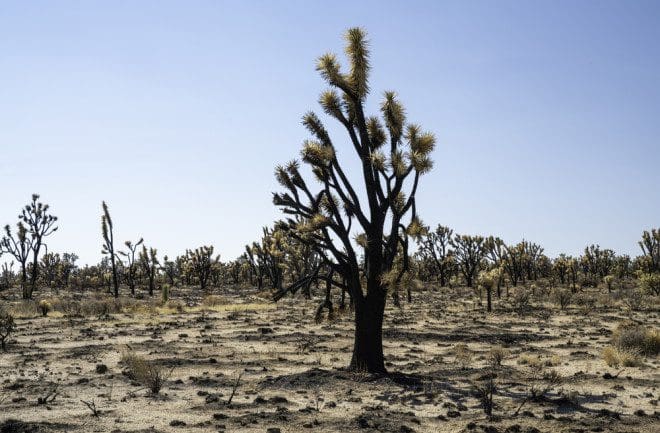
[0,287,658,433]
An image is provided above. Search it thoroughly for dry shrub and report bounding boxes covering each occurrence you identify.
[573,292,597,315]
[202,295,227,307]
[622,289,644,311]
[518,354,560,370]
[512,289,532,315]
[611,322,660,357]
[602,346,642,368]
[120,351,168,394]
[165,300,186,313]
[551,288,572,310]
[453,343,473,369]
[488,346,509,367]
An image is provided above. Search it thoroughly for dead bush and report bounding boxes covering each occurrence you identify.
[120,351,169,394]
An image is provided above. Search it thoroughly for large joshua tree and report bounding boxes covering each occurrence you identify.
[272,28,434,373]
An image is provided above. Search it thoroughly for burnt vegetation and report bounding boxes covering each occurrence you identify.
[0,28,658,433]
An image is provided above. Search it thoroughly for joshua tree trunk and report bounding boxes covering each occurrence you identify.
[350,289,386,373]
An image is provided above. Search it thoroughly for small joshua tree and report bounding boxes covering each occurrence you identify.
[119,238,143,296]
[477,268,501,312]
[101,202,120,298]
[139,245,159,296]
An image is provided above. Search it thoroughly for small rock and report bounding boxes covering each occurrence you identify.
[95,364,108,374]
[170,420,186,427]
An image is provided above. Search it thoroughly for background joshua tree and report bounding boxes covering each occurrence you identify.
[638,228,659,274]
[139,245,159,296]
[16,194,59,298]
[484,236,507,298]
[101,201,120,298]
[418,224,455,287]
[185,246,219,291]
[1,223,33,298]
[244,244,265,290]
[272,28,434,373]
[0,262,15,291]
[452,235,485,288]
[119,238,143,296]
[161,255,179,286]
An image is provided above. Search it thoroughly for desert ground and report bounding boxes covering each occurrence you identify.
[0,286,658,433]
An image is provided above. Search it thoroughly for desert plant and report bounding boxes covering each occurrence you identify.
[638,272,660,296]
[119,238,143,296]
[0,223,33,298]
[551,288,572,310]
[477,268,500,312]
[474,374,496,418]
[161,284,170,304]
[101,202,120,298]
[451,235,485,288]
[138,245,159,296]
[18,194,59,299]
[417,225,455,287]
[270,28,434,373]
[120,352,169,394]
[638,228,659,273]
[611,322,660,357]
[185,246,219,291]
[602,346,642,368]
[453,343,473,369]
[0,310,15,351]
[488,346,509,368]
[512,289,532,315]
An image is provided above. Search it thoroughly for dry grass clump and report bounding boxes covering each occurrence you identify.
[517,353,560,369]
[602,346,642,367]
[120,351,169,394]
[601,321,659,368]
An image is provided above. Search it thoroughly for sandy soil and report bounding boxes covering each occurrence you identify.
[0,286,658,433]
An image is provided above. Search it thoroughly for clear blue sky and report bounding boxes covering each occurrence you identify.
[1,0,658,265]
